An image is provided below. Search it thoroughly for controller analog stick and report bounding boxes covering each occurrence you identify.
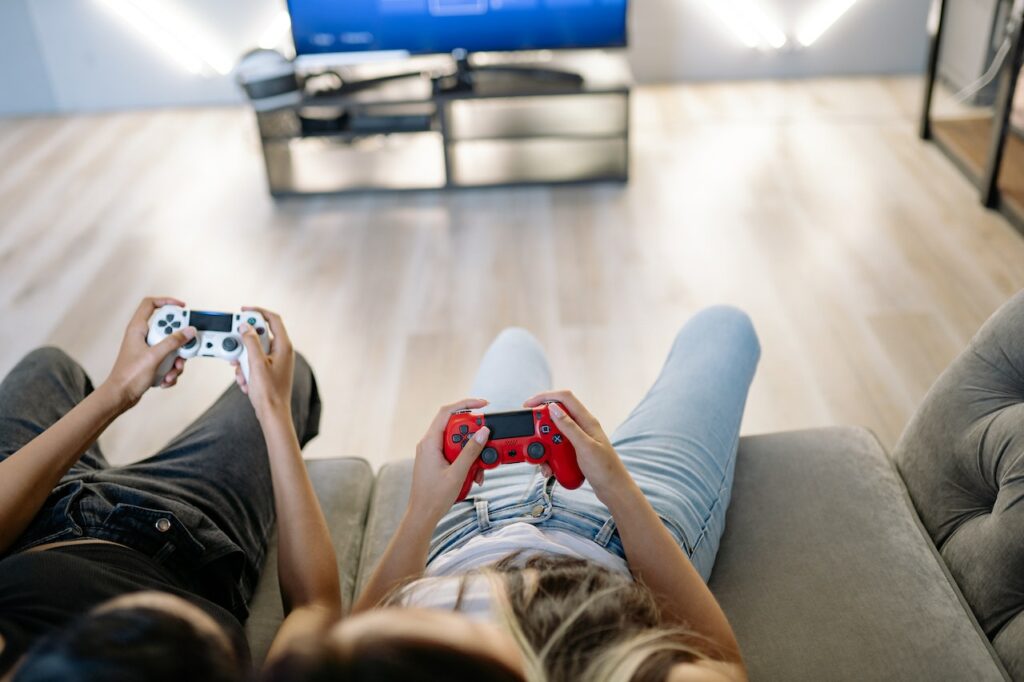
[527,442,545,460]
[481,447,499,465]
[222,337,239,352]
[184,338,198,350]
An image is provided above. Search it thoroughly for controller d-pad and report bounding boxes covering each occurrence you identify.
[165,314,174,322]
[481,447,499,465]
[527,442,545,460]
[460,425,469,435]
[172,321,181,328]
[222,338,239,352]
[158,320,167,327]
[164,327,172,335]
[553,435,564,445]
[451,434,463,443]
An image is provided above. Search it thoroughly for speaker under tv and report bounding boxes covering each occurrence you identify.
[287,0,628,90]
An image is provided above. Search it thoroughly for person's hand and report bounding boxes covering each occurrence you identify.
[102,297,195,410]
[523,391,633,503]
[408,399,491,523]
[233,307,295,424]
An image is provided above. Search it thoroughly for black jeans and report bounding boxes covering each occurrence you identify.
[0,347,321,620]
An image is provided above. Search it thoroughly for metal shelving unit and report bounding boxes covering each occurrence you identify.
[921,0,1024,235]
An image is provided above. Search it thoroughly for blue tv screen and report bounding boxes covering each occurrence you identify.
[288,0,628,56]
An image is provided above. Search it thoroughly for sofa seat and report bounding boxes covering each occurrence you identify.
[245,458,374,664]
[355,428,1010,681]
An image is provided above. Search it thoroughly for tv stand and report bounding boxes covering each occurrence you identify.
[435,49,585,94]
[252,50,631,195]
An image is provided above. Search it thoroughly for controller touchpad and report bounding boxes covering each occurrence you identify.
[486,411,535,440]
[190,311,234,332]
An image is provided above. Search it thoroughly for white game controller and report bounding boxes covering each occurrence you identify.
[146,305,270,387]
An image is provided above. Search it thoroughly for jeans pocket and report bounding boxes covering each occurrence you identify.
[656,514,695,556]
[96,503,207,564]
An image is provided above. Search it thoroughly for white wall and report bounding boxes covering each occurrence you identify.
[0,0,932,115]
[0,0,58,115]
[630,0,933,81]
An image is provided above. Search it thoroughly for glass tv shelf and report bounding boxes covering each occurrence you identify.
[251,50,632,195]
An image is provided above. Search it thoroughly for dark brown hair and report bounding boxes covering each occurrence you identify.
[259,635,525,682]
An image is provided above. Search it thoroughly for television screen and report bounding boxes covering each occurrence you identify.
[288,0,628,57]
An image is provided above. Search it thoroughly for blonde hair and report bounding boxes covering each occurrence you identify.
[459,557,707,682]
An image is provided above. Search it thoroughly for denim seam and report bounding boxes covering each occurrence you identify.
[690,432,741,557]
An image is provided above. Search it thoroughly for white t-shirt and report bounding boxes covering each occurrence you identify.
[399,522,631,618]
[426,522,630,577]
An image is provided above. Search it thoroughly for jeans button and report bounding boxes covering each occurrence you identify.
[155,518,172,533]
[530,505,545,518]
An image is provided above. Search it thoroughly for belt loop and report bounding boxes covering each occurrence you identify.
[595,517,617,547]
[475,499,491,532]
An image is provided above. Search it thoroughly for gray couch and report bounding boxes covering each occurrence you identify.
[245,292,1024,681]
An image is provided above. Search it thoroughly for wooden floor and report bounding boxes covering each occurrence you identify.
[1,77,1022,468]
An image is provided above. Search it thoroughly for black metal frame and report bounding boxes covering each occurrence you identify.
[921,0,1024,217]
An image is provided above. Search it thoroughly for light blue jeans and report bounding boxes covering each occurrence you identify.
[428,306,761,582]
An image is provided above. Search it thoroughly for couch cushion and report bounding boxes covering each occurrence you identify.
[355,459,414,599]
[711,428,1006,681]
[245,458,374,665]
[359,432,1008,681]
[893,290,1024,680]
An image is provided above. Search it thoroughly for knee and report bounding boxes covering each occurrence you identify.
[493,327,540,347]
[683,306,761,358]
[23,346,75,367]
[292,351,316,390]
[21,347,83,378]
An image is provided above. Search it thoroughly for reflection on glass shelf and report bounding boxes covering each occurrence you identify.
[448,94,628,141]
[450,137,627,186]
[265,133,447,193]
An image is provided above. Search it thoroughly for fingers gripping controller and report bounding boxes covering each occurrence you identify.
[146,306,271,386]
[442,402,585,502]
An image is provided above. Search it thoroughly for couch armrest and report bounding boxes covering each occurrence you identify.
[711,428,1007,681]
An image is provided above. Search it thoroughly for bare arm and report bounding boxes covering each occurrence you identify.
[235,309,341,663]
[0,297,193,555]
[353,399,490,613]
[525,391,746,677]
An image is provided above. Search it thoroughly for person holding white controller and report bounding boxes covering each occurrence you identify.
[0,297,338,682]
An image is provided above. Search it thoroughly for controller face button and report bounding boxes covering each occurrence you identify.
[451,434,462,443]
[222,338,239,352]
[481,447,499,464]
[540,425,551,434]
[553,435,564,445]
[257,327,265,335]
[460,425,469,435]
[184,338,198,350]
[527,442,545,460]
[247,317,257,326]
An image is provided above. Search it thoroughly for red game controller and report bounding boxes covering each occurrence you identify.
[443,401,585,502]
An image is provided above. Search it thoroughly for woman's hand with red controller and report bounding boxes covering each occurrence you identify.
[523,391,633,506]
[410,398,492,524]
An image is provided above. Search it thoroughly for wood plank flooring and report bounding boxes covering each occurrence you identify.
[1,77,1022,468]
